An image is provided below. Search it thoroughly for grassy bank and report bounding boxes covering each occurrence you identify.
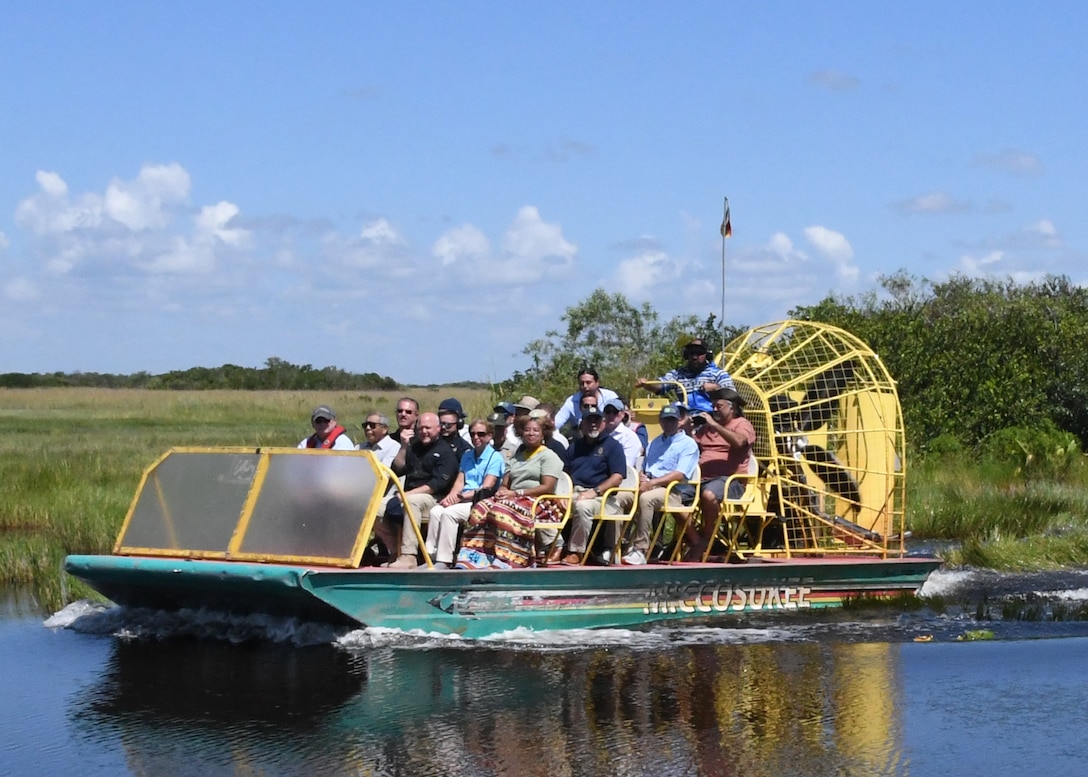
[4,388,1088,612]
[0,387,493,610]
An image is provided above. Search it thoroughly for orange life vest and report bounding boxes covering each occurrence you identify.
[305,425,347,449]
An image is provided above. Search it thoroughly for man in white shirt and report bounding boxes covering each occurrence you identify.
[603,398,643,470]
[553,368,620,433]
[356,411,399,466]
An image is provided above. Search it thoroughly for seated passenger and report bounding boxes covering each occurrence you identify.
[560,407,627,565]
[373,412,459,568]
[527,406,568,453]
[602,398,643,469]
[456,418,565,569]
[298,405,354,450]
[488,411,518,464]
[356,411,399,466]
[622,404,700,565]
[553,367,620,434]
[689,388,756,559]
[438,397,472,443]
[636,338,735,413]
[391,397,420,444]
[424,419,505,569]
[438,406,472,460]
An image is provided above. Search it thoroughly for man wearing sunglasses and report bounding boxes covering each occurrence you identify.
[357,412,399,466]
[391,397,420,444]
[439,407,472,460]
[636,338,735,413]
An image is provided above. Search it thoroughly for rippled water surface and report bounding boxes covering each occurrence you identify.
[4,567,1088,776]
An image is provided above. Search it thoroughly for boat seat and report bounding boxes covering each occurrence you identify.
[701,456,778,562]
[582,465,640,565]
[531,472,574,561]
[648,463,702,563]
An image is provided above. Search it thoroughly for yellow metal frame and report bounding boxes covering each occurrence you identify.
[530,472,574,562]
[114,447,397,568]
[582,466,640,565]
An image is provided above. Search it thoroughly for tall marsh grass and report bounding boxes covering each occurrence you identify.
[0,387,493,610]
[907,453,1088,568]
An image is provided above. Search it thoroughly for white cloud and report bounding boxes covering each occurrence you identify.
[196,201,250,248]
[957,250,1004,275]
[501,206,577,267]
[803,225,858,282]
[359,217,404,245]
[1022,219,1062,249]
[432,224,490,266]
[0,230,8,252]
[893,191,972,215]
[429,206,578,286]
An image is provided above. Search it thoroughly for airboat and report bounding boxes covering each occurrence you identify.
[65,320,941,638]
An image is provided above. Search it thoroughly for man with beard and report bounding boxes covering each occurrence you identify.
[560,406,627,565]
[636,338,735,414]
[689,388,756,559]
[374,412,459,568]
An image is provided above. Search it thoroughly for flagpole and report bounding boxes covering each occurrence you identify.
[719,196,731,357]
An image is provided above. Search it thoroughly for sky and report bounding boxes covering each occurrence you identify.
[2,2,1086,384]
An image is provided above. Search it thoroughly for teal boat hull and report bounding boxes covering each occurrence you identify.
[65,554,941,639]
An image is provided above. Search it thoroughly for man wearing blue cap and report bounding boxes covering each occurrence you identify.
[622,404,699,565]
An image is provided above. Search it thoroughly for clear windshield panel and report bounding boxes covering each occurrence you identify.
[119,451,259,552]
[115,448,388,566]
[237,452,383,560]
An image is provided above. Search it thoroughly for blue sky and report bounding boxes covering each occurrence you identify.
[2,2,1085,384]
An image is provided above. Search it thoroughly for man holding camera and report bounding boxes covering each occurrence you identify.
[689,388,756,559]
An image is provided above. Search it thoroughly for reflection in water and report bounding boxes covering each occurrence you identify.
[73,634,909,776]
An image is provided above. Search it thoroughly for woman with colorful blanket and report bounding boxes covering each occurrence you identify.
[456,417,565,569]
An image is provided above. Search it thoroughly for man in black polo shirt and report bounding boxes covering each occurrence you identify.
[374,412,459,568]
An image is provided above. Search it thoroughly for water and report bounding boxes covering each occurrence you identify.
[3,568,1088,776]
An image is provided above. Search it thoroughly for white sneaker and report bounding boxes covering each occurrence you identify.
[622,549,647,566]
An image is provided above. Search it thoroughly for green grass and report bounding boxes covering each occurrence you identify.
[906,453,1088,569]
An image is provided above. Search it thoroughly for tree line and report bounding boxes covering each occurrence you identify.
[500,277,1088,457]
[0,356,399,391]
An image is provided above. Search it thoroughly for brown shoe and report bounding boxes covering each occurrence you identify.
[560,553,582,566]
[546,545,564,565]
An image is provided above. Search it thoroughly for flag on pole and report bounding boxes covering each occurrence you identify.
[720,197,732,238]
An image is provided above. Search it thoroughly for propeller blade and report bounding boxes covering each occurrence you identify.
[798,360,856,432]
[801,444,861,508]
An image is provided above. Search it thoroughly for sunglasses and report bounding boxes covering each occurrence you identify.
[440,421,458,429]
[313,417,332,424]
[469,430,490,438]
[363,421,384,429]
[396,408,414,415]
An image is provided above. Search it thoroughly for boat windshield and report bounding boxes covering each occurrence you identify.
[114,448,391,567]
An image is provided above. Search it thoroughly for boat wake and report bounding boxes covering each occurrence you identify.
[45,599,346,646]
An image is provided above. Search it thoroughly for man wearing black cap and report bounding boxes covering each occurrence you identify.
[689,388,756,558]
[438,397,472,459]
[298,405,355,450]
[636,338,735,414]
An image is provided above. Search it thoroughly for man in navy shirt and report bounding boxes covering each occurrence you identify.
[561,406,627,565]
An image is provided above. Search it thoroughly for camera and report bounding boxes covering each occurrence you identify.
[692,414,708,427]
